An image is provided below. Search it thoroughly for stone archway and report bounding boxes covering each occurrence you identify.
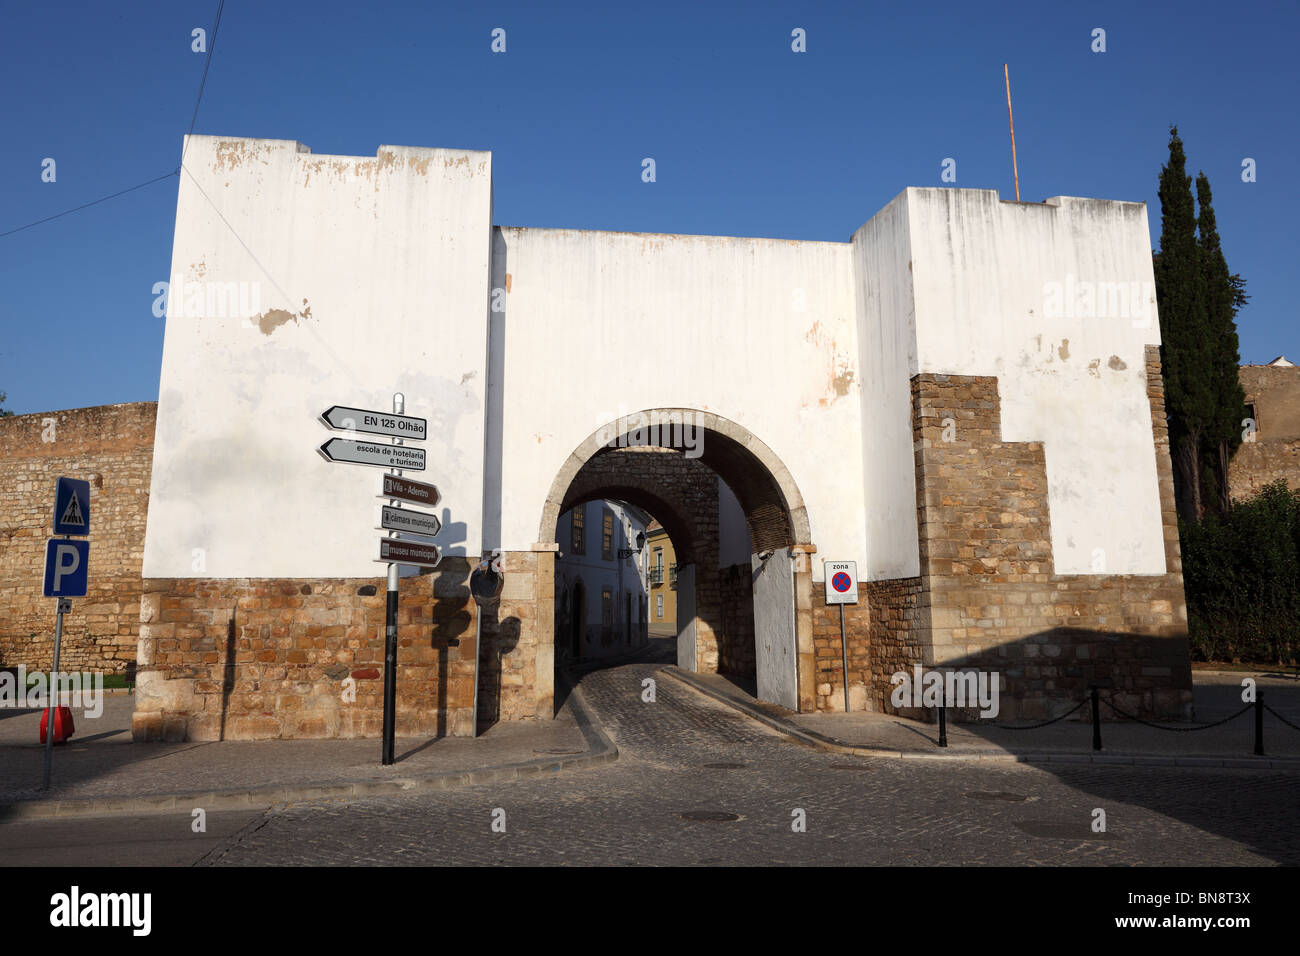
[539,410,816,712]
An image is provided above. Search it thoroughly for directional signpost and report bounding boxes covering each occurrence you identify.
[378,537,443,569]
[43,477,91,789]
[378,505,441,537]
[319,439,426,471]
[321,405,427,440]
[378,474,441,508]
[320,397,445,766]
[824,560,859,713]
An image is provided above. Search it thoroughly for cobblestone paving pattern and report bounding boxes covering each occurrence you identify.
[203,663,1298,866]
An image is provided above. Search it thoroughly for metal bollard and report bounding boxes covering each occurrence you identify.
[937,695,948,748]
[1090,686,1102,751]
[1254,689,1264,756]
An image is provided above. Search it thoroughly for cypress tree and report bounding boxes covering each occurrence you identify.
[1195,172,1247,515]
[1154,127,1212,521]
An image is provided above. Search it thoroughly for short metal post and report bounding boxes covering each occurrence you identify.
[937,686,948,748]
[41,600,67,790]
[1254,689,1264,756]
[1090,686,1102,751]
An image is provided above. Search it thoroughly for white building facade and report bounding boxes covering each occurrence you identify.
[131,135,1192,742]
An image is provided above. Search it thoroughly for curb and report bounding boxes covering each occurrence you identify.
[0,679,618,822]
[663,667,1300,772]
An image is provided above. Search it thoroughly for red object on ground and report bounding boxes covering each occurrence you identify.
[39,706,75,744]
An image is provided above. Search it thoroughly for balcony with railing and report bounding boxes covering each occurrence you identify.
[649,566,664,586]
[669,564,679,589]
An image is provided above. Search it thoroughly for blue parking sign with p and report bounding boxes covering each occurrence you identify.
[43,539,89,597]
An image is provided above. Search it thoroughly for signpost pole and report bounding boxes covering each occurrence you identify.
[42,596,67,790]
[839,603,849,713]
[381,393,404,766]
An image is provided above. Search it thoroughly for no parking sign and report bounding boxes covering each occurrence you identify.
[824,560,858,605]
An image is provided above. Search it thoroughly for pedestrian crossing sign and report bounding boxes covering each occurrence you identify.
[53,477,91,536]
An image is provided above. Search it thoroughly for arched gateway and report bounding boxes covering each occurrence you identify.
[130,135,1194,742]
[539,410,816,711]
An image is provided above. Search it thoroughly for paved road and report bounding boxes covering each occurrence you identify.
[4,661,1296,866]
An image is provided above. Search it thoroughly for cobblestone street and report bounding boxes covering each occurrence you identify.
[182,661,1296,866]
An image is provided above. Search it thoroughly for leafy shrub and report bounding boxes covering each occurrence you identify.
[1180,480,1300,664]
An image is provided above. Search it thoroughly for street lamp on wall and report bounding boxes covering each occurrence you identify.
[618,531,646,560]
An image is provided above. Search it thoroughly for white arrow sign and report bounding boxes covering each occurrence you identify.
[319,439,426,471]
[378,505,441,536]
[322,405,427,441]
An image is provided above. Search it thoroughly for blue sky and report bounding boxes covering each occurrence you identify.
[1,0,1296,415]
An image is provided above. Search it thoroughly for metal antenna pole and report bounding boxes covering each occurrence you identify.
[1004,63,1021,202]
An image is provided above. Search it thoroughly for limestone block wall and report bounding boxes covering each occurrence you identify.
[0,403,155,674]
[1229,440,1300,500]
[864,577,925,712]
[810,583,871,711]
[133,551,552,742]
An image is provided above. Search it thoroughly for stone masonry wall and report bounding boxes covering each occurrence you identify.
[1229,364,1300,500]
[1229,440,1300,500]
[0,403,155,674]
[810,582,871,711]
[134,551,550,742]
[716,562,755,679]
[903,345,1192,721]
[865,577,925,712]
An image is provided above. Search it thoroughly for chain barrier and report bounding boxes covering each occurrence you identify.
[1101,696,1253,731]
[988,698,1087,730]
[1264,703,1300,733]
[941,687,1300,755]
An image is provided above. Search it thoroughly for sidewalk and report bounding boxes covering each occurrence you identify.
[0,683,615,821]
[666,668,1300,770]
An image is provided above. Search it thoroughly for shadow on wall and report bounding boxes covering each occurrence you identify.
[868,626,1195,727]
[474,603,521,735]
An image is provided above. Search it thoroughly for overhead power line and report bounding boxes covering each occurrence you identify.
[1,0,227,240]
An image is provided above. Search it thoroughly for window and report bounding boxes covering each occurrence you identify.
[650,547,664,585]
[570,506,585,555]
[656,594,664,619]
[602,510,614,560]
[669,563,679,589]
[602,588,613,627]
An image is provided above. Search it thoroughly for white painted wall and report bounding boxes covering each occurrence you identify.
[852,190,921,580]
[147,137,1166,583]
[143,136,493,577]
[905,189,1165,574]
[495,227,866,581]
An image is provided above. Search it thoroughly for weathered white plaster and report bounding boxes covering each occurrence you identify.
[495,226,865,579]
[905,189,1165,574]
[144,136,492,577]
[146,138,1167,584]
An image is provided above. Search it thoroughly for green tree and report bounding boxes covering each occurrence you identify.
[1195,171,1248,516]
[1154,127,1212,521]
[0,391,13,418]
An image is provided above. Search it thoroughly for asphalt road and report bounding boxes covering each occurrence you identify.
[3,661,1295,866]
